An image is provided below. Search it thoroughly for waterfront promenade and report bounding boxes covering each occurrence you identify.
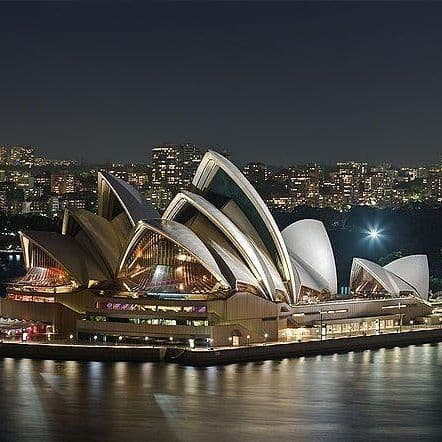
[1,326,442,366]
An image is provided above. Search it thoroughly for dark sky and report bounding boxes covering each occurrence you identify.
[1,1,442,165]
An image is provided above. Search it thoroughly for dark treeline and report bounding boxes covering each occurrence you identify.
[0,213,60,249]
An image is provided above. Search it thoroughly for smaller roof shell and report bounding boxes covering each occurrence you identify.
[20,231,107,284]
[97,172,159,226]
[350,256,429,300]
[282,219,337,297]
[62,208,124,277]
[118,218,230,290]
[384,255,429,299]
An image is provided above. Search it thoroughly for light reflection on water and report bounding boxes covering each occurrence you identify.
[0,344,441,441]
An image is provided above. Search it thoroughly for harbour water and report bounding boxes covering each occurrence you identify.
[0,343,441,441]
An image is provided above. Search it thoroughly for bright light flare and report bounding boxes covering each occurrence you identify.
[368,228,379,239]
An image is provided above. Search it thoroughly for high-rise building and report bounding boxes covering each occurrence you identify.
[151,144,182,188]
[181,143,202,188]
[0,191,7,212]
[0,146,9,164]
[34,172,51,194]
[51,174,76,195]
[151,144,182,210]
[423,174,442,203]
[243,162,270,184]
[7,170,34,189]
[363,164,398,207]
[9,146,36,167]
[335,161,368,207]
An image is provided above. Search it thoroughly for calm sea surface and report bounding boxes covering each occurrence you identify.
[0,344,441,442]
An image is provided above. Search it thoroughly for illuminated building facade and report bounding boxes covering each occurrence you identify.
[1,152,433,346]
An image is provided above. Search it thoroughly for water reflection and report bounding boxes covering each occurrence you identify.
[0,344,441,441]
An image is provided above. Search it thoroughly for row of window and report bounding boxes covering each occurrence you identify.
[87,316,209,327]
[95,301,207,314]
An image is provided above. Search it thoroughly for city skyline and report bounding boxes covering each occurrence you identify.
[0,144,441,221]
[1,2,442,440]
[1,2,442,164]
[0,142,441,168]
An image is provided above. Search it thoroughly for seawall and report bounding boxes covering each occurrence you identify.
[1,328,442,365]
[165,328,442,366]
[0,342,164,362]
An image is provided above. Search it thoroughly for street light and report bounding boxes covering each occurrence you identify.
[93,335,98,341]
[169,336,174,343]
[410,320,414,331]
[397,301,403,333]
[144,336,149,342]
[319,310,325,340]
[69,334,74,340]
[118,335,123,343]
[228,336,233,346]
[246,334,250,345]
[264,333,268,345]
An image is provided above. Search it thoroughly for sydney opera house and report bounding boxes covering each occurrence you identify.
[0,151,433,345]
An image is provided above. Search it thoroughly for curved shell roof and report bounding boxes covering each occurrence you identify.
[20,231,107,284]
[62,208,124,277]
[289,256,330,294]
[350,257,429,300]
[119,218,230,290]
[163,190,288,302]
[282,219,337,297]
[206,239,263,294]
[192,150,296,300]
[384,255,429,299]
[97,172,159,226]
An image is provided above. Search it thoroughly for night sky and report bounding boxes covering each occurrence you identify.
[1,1,442,165]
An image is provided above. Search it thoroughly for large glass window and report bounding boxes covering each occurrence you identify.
[351,267,389,299]
[121,229,218,294]
[205,169,282,271]
[17,243,77,290]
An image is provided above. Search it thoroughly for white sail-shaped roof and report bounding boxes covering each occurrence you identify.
[166,203,264,297]
[62,208,124,277]
[282,219,337,299]
[350,256,429,299]
[207,240,263,294]
[163,190,288,302]
[192,150,296,301]
[20,231,107,284]
[118,219,230,290]
[289,256,330,294]
[384,255,429,300]
[97,172,159,226]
